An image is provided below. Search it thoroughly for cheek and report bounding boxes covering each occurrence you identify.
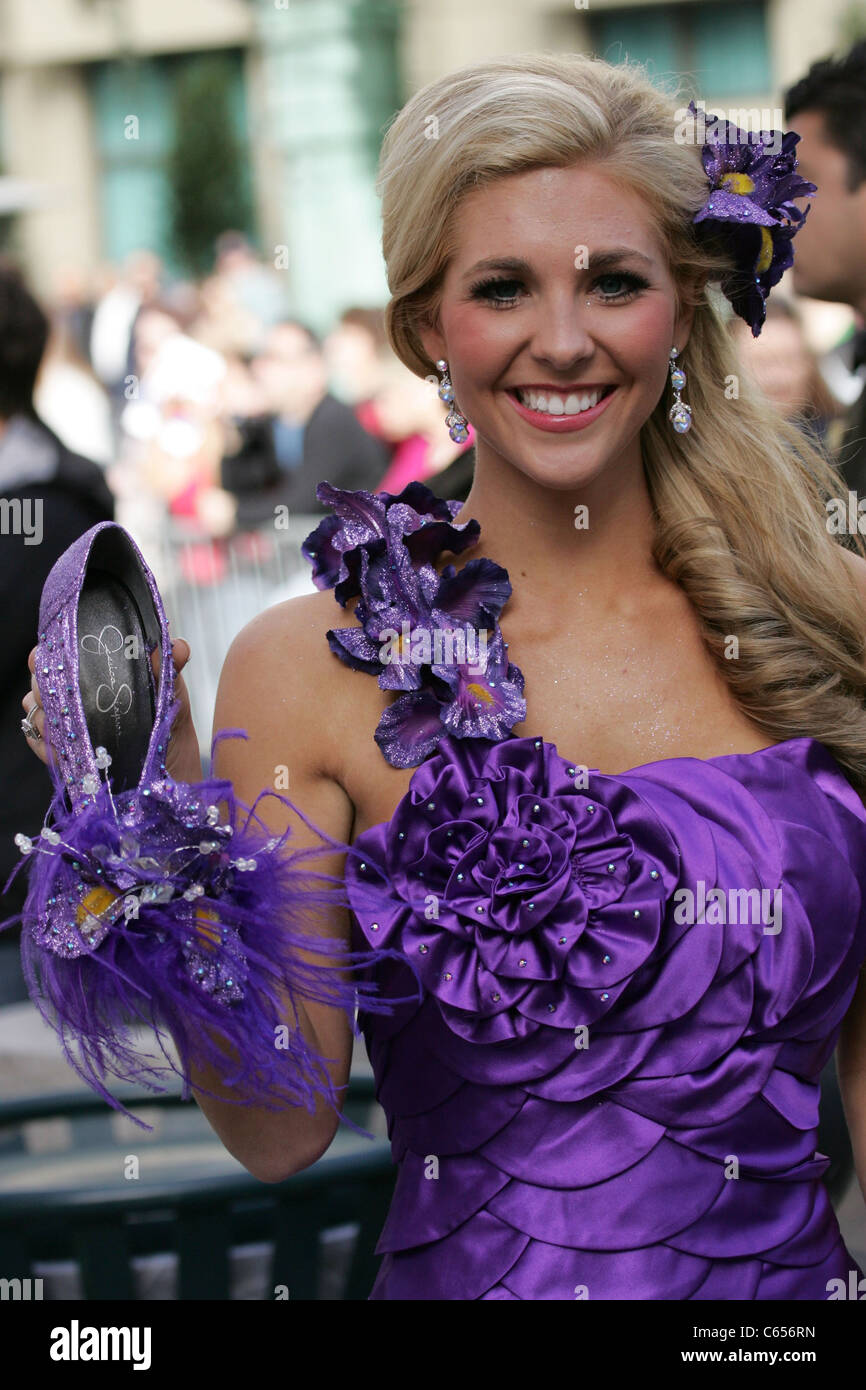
[618,298,676,361]
[608,300,677,396]
[444,304,517,382]
[443,295,677,392]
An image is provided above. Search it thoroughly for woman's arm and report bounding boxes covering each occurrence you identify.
[838,963,866,1207]
[184,593,360,1183]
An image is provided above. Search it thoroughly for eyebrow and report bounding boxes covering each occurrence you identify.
[461,248,655,279]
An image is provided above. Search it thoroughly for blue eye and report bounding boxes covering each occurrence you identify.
[593,272,650,300]
[469,270,650,310]
[469,277,523,308]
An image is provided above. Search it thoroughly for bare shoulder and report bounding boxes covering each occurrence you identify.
[214,587,362,784]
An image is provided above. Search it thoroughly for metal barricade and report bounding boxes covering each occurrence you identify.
[136,515,321,762]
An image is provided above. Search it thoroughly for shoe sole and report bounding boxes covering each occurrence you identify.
[77,566,156,795]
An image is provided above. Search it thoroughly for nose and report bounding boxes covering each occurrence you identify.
[528,291,595,374]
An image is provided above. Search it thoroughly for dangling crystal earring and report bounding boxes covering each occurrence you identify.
[668,347,692,433]
[436,359,470,443]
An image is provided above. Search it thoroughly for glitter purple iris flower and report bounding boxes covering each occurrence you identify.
[687,100,817,336]
[302,481,526,767]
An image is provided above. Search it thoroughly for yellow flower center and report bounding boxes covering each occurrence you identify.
[466,682,494,705]
[76,885,119,925]
[755,225,774,274]
[194,907,221,953]
[720,172,756,196]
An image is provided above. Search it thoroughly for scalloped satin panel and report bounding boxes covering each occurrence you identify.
[347,732,866,1300]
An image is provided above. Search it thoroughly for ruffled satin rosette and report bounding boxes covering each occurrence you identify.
[345,732,866,1299]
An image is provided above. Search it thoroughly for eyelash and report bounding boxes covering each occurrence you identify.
[468,271,650,309]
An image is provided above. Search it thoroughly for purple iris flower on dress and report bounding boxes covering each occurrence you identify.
[687,100,817,335]
[301,480,479,603]
[302,481,526,766]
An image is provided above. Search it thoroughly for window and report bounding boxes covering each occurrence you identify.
[89,51,254,273]
[589,2,771,96]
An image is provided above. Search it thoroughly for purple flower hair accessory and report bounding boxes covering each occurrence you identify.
[302,481,527,767]
[687,99,817,335]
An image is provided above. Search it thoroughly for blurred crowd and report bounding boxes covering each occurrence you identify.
[34,233,477,569]
[25,233,865,563]
[0,242,478,992]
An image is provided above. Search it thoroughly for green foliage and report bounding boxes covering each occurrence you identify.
[838,2,866,45]
[166,53,252,275]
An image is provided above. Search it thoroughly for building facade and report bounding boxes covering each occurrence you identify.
[0,0,862,331]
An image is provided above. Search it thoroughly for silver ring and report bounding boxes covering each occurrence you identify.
[21,700,43,742]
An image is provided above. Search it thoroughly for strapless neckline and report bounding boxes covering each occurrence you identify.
[351,731,859,852]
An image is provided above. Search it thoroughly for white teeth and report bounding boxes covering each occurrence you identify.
[517,387,604,414]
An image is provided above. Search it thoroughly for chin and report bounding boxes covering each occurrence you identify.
[500,450,612,492]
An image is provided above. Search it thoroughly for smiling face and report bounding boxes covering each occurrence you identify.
[417,163,695,491]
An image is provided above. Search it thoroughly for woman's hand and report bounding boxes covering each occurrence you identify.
[22,637,203,784]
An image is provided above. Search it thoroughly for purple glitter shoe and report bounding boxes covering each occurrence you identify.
[3,523,399,1129]
[33,521,176,812]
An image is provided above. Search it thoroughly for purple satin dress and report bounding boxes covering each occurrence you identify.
[304,482,866,1301]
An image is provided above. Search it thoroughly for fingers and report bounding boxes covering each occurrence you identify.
[23,648,49,761]
[150,637,191,682]
[20,686,46,749]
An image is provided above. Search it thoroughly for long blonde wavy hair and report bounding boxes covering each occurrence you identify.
[375,51,866,796]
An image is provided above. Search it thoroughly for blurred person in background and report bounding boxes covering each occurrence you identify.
[188,270,265,360]
[220,318,389,524]
[117,300,235,580]
[53,264,95,365]
[0,261,113,1003]
[372,355,475,493]
[784,41,866,489]
[325,306,399,471]
[326,305,393,404]
[34,311,114,467]
[211,231,290,355]
[729,297,841,447]
[89,249,163,443]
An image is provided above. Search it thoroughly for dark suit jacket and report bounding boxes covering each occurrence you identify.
[0,415,114,998]
[221,392,391,525]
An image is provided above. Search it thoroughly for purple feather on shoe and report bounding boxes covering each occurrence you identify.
[3,717,408,1132]
[2,520,410,1131]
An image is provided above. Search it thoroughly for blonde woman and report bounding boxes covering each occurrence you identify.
[20,53,866,1300]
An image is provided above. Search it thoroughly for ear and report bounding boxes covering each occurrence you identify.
[417,315,447,371]
[672,297,697,357]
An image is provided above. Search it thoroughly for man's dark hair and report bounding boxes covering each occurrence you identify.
[0,259,49,419]
[273,318,322,353]
[784,40,866,192]
[339,306,388,352]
